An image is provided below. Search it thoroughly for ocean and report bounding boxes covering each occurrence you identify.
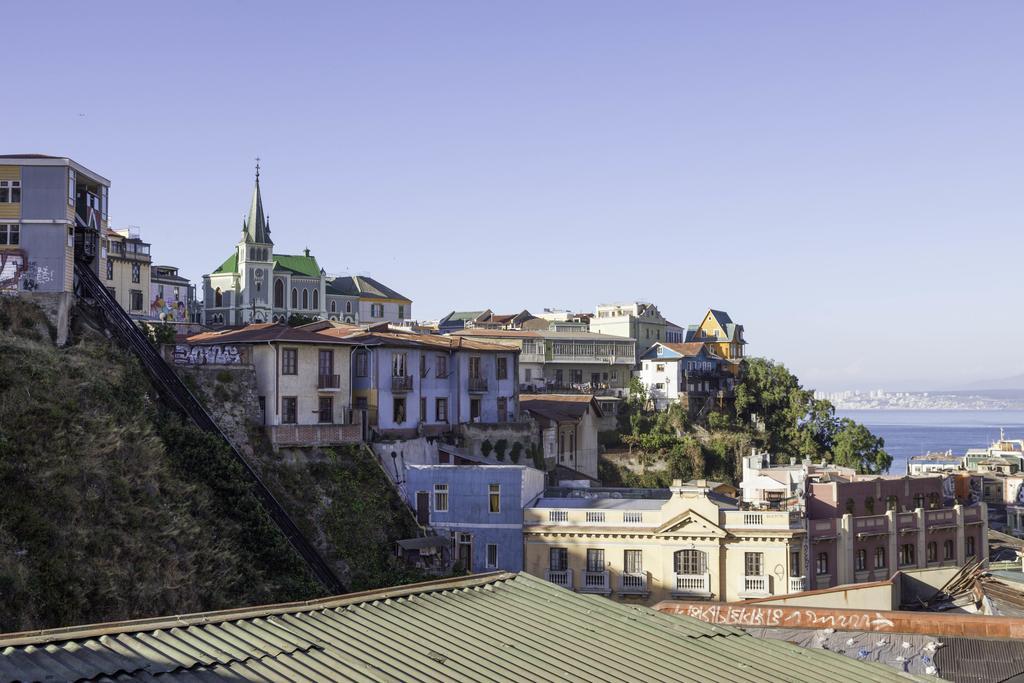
[837,409,1024,474]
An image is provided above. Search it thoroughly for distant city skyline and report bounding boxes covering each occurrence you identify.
[8,1,1024,390]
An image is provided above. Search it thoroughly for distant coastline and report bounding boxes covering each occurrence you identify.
[818,389,1024,412]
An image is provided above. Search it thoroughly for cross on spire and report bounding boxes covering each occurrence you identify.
[255,156,261,181]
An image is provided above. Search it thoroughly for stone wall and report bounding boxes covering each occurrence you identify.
[18,291,72,346]
[459,421,539,460]
[175,364,262,458]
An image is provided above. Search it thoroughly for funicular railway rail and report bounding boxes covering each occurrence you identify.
[74,260,345,594]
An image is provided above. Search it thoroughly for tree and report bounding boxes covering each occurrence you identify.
[481,439,493,458]
[494,439,508,461]
[832,418,891,474]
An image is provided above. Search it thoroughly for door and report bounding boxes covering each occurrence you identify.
[416,491,429,525]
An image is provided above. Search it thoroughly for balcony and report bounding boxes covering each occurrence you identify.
[468,377,488,393]
[723,510,802,530]
[391,375,413,392]
[580,571,611,594]
[318,374,341,391]
[672,573,711,597]
[619,572,648,595]
[740,575,769,597]
[545,569,572,589]
[789,576,807,593]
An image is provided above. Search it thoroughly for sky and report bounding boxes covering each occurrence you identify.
[7,1,1024,391]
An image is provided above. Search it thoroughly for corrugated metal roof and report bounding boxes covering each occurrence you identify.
[0,572,921,682]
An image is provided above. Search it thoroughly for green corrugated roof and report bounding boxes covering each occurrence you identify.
[0,572,921,682]
[273,253,321,278]
[211,252,322,278]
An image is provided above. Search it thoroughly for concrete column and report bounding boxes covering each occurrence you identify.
[981,503,990,563]
[915,507,927,568]
[836,514,853,585]
[955,504,966,566]
[886,510,898,577]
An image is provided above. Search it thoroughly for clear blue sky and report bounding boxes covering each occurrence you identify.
[9,1,1023,390]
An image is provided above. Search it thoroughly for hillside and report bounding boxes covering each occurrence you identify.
[0,297,420,632]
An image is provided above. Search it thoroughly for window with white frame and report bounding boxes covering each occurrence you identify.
[488,484,500,513]
[0,224,19,245]
[392,352,407,377]
[744,552,763,577]
[68,169,76,206]
[433,484,449,512]
[0,181,20,203]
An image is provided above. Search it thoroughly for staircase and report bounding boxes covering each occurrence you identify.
[73,262,345,594]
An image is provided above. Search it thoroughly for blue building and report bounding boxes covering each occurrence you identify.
[404,464,545,573]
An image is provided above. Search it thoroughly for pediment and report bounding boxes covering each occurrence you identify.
[656,509,727,537]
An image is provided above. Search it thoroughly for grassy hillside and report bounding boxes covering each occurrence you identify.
[0,297,323,632]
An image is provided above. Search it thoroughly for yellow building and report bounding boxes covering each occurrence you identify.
[523,480,806,604]
[102,227,151,317]
[686,309,745,361]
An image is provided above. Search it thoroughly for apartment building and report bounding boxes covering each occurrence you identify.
[638,341,739,414]
[403,464,545,572]
[345,327,520,439]
[451,328,635,397]
[183,323,362,446]
[326,275,412,325]
[741,452,988,590]
[101,227,151,317]
[589,301,667,358]
[523,481,806,604]
[519,394,603,479]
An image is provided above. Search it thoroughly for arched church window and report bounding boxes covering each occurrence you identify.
[291,288,298,308]
[313,290,319,310]
[214,287,222,307]
[274,279,284,308]
[331,300,337,313]
[302,289,309,309]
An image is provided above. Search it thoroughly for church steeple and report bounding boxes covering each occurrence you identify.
[244,159,272,245]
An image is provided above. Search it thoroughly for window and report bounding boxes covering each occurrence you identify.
[0,180,21,203]
[330,300,336,313]
[496,357,508,380]
[886,495,899,512]
[623,549,643,574]
[899,543,915,566]
[469,356,482,379]
[436,355,448,378]
[291,288,298,308]
[943,539,954,560]
[214,287,223,307]
[816,552,829,575]
[874,547,887,569]
[744,552,763,577]
[68,169,76,206]
[318,396,333,424]
[419,396,426,423]
[398,304,405,319]
[281,397,297,424]
[914,494,926,510]
[345,301,352,313]
[549,547,568,572]
[313,289,319,310]
[281,348,298,375]
[966,536,975,557]
[845,498,855,514]
[674,549,707,575]
[927,541,937,562]
[274,280,284,308]
[489,484,500,513]
[656,364,665,372]
[131,263,140,283]
[302,289,309,309]
[0,224,19,245]
[790,551,801,576]
[436,397,448,422]
[106,258,113,280]
[393,397,406,423]
[865,496,875,514]
[433,484,449,512]
[130,289,143,311]
[586,548,605,573]
[497,397,508,422]
[392,352,407,377]
[855,549,867,571]
[371,303,383,318]
[470,398,481,421]
[355,350,368,377]
[318,349,334,378]
[486,543,498,569]
[524,368,532,382]
[928,492,940,509]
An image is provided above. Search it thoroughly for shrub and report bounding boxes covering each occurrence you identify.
[481,439,493,458]
[510,442,523,463]
[494,439,508,461]
[216,370,233,384]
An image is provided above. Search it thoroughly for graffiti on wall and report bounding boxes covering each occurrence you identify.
[0,250,28,292]
[20,262,55,292]
[173,344,243,365]
[682,604,896,631]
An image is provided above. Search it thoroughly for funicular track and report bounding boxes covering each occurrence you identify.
[74,261,345,594]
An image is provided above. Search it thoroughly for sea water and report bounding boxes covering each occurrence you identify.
[837,409,1024,474]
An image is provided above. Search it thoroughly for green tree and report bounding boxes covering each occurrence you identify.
[494,439,508,461]
[481,439,493,458]
[832,418,891,474]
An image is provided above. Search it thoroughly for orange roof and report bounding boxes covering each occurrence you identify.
[660,342,712,357]
[187,323,362,346]
[450,329,543,339]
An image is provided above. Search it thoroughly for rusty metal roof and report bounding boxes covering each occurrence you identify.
[0,572,918,682]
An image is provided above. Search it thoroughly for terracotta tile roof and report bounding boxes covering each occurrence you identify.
[520,394,603,421]
[186,323,362,346]
[450,328,543,338]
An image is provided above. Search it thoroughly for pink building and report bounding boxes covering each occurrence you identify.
[741,451,988,591]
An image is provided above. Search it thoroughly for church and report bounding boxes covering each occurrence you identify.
[202,167,411,327]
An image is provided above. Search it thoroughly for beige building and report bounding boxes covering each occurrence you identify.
[590,301,667,358]
[523,481,806,605]
[102,227,151,317]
